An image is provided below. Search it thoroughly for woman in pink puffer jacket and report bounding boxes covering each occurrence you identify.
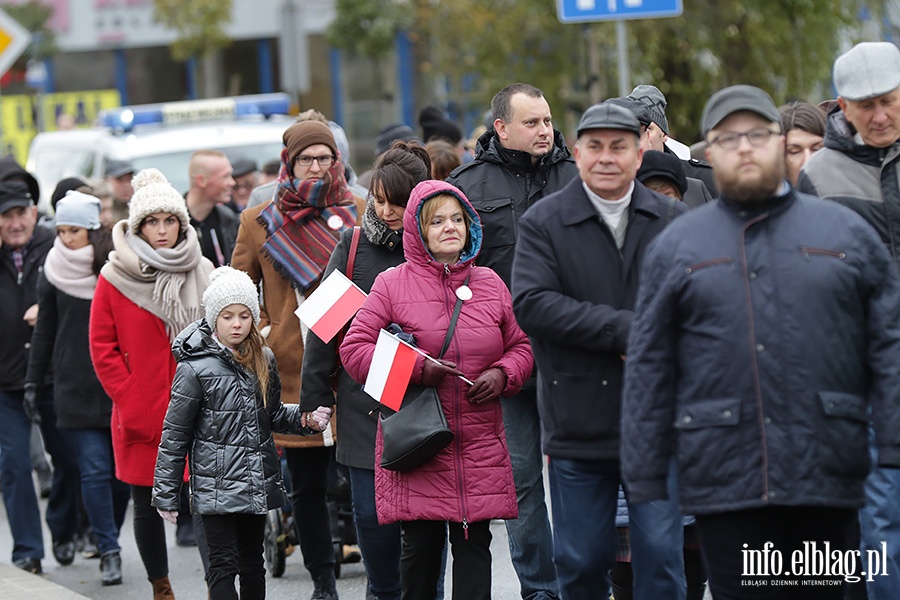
[341,179,533,599]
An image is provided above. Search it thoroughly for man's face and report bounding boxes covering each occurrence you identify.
[292,144,335,182]
[705,112,785,203]
[0,205,37,249]
[574,129,644,199]
[231,171,258,208]
[200,156,235,204]
[839,88,900,148]
[647,122,667,152]
[495,93,553,161]
[108,173,133,202]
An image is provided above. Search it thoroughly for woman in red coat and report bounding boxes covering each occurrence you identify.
[340,180,533,600]
[90,168,213,598]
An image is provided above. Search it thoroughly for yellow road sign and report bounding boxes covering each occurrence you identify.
[0,9,30,77]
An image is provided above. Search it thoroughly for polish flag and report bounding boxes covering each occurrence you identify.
[363,329,419,411]
[295,270,367,343]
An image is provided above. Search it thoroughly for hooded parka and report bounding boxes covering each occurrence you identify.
[340,180,533,526]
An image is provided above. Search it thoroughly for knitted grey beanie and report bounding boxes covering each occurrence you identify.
[56,191,102,230]
[203,266,261,330]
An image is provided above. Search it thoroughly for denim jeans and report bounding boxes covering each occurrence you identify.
[548,457,685,600]
[68,428,130,556]
[348,466,402,600]
[502,388,559,600]
[0,387,79,561]
[860,424,900,599]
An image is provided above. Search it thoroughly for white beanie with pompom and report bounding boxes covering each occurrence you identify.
[128,168,190,234]
[203,266,261,330]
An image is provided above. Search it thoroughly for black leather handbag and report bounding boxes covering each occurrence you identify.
[379,276,469,472]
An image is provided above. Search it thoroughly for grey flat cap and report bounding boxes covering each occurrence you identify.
[700,85,780,137]
[834,42,900,102]
[630,84,669,135]
[605,97,652,127]
[577,102,642,138]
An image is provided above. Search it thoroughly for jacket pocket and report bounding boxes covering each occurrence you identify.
[684,257,733,274]
[543,371,620,442]
[478,197,516,248]
[111,372,156,444]
[800,247,846,260]
[674,398,743,488]
[818,391,870,478]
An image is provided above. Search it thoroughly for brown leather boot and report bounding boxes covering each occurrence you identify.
[151,576,175,599]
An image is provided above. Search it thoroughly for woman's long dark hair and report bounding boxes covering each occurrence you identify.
[370,141,432,207]
[88,228,114,275]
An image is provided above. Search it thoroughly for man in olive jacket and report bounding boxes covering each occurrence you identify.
[446,83,576,600]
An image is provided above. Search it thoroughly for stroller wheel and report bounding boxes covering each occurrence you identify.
[265,509,287,578]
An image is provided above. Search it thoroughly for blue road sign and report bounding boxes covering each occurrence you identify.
[557,0,683,24]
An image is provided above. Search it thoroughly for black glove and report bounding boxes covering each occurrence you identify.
[420,358,463,387]
[467,368,507,404]
[23,384,41,425]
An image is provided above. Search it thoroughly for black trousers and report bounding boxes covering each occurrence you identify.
[400,519,491,600]
[695,506,856,600]
[202,513,267,600]
[284,446,335,580]
[131,485,169,580]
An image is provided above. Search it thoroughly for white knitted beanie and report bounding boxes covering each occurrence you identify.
[203,266,261,330]
[128,168,190,234]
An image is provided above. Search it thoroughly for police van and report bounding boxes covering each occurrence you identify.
[26,93,293,210]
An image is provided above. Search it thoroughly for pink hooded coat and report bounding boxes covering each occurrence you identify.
[340,180,533,526]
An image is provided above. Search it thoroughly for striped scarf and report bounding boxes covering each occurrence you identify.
[257,147,358,292]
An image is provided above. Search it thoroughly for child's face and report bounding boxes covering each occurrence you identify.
[216,304,253,348]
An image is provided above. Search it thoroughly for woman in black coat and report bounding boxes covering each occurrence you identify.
[299,141,431,600]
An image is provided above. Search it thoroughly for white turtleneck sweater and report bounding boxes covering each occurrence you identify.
[583,181,635,250]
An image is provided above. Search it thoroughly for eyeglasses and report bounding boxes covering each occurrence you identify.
[295,154,335,167]
[709,128,780,150]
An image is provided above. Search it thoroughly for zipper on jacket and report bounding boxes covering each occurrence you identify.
[442,270,470,534]
[739,213,771,503]
[799,246,846,260]
[685,257,734,273]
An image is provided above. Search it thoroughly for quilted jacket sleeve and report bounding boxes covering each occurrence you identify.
[620,236,680,503]
[487,273,533,397]
[152,362,203,511]
[268,353,307,435]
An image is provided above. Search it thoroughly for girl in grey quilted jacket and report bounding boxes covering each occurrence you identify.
[151,266,332,599]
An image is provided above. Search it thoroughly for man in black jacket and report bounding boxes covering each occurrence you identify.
[186,150,239,267]
[624,84,900,599]
[512,102,686,600]
[446,83,576,600]
[0,181,79,574]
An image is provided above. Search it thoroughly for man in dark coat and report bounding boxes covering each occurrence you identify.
[0,181,79,573]
[186,150,239,267]
[798,42,900,600]
[623,84,900,599]
[446,82,577,600]
[512,102,686,600]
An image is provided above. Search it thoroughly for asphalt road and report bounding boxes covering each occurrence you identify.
[0,476,524,599]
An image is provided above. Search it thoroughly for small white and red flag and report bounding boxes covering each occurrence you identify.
[363,329,419,411]
[295,270,367,343]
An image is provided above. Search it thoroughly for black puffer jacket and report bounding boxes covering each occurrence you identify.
[299,212,405,470]
[446,128,578,287]
[152,319,308,515]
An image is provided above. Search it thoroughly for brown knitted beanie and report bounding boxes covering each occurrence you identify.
[283,121,338,166]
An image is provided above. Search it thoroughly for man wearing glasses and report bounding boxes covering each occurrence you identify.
[622,85,900,599]
[227,159,259,213]
[799,42,900,600]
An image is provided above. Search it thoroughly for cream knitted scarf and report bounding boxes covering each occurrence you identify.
[101,220,214,341]
[43,237,97,300]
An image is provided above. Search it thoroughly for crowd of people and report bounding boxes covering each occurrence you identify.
[4,38,900,600]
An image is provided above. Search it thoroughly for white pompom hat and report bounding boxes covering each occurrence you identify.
[203,266,261,330]
[128,168,190,235]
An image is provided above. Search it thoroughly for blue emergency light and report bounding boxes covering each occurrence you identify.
[99,93,292,132]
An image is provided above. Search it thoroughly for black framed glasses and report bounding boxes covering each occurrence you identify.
[709,128,780,150]
[295,154,335,167]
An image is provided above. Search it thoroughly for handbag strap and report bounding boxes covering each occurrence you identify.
[345,226,361,280]
[437,274,470,359]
